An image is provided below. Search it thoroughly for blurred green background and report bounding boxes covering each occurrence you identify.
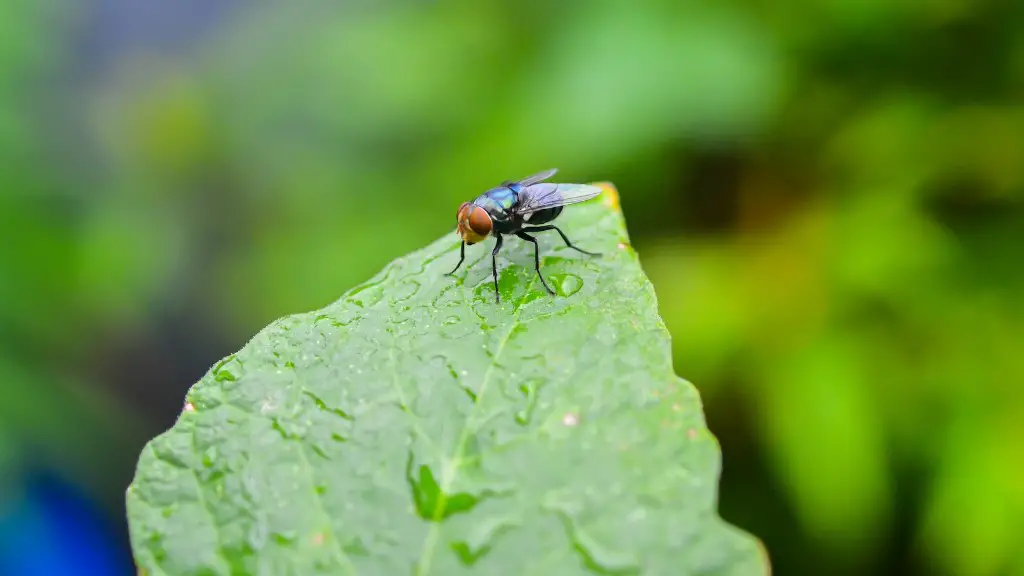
[2,0,1023,574]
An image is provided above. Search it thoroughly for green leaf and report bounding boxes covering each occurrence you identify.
[126,183,768,575]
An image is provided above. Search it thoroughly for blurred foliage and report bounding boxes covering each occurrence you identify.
[1,0,1023,574]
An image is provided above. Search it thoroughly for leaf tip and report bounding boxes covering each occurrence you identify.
[756,538,773,576]
[590,181,620,211]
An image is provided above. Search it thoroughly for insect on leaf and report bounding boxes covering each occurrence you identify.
[126,182,769,575]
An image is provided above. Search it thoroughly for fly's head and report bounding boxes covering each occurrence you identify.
[456,202,492,245]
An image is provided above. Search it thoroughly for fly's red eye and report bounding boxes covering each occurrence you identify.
[467,206,492,236]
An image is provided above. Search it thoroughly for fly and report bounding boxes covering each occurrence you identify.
[447,168,602,303]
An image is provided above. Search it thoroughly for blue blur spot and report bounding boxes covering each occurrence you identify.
[0,471,132,576]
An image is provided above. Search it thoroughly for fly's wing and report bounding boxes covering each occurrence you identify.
[511,168,558,187]
[515,182,603,215]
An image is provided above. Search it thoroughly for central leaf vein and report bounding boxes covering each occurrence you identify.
[414,271,537,574]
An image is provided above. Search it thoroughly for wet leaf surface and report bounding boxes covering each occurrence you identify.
[126,183,768,575]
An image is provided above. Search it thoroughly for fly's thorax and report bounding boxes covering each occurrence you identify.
[476,187,518,213]
[456,202,493,245]
[473,188,517,229]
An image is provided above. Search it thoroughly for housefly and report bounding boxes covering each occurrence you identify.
[448,168,602,303]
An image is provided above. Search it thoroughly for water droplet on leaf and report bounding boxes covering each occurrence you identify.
[272,531,297,545]
[514,379,542,426]
[550,273,583,297]
[550,508,641,575]
[342,538,370,556]
[450,514,520,566]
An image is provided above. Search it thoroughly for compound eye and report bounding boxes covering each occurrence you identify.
[467,206,492,237]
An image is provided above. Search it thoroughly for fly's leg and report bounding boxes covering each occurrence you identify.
[491,235,504,303]
[522,225,601,256]
[446,241,466,276]
[515,231,556,295]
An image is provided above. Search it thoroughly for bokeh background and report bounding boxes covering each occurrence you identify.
[2,0,1023,574]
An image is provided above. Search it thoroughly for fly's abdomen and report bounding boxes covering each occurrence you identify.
[523,205,563,225]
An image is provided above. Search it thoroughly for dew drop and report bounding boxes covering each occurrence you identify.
[514,379,542,426]
[346,282,384,308]
[308,442,330,460]
[343,538,370,557]
[440,312,476,339]
[450,514,519,566]
[331,310,359,326]
[302,390,354,421]
[552,510,640,575]
[550,273,583,297]
[212,355,240,382]
[520,285,545,305]
[214,368,236,382]
[394,279,422,302]
[272,417,307,440]
[201,447,218,467]
[273,530,297,545]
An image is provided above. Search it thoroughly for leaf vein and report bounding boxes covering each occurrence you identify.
[292,439,357,574]
[415,272,538,574]
[388,346,442,457]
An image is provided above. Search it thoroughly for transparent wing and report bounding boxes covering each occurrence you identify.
[516,182,603,214]
[511,168,558,188]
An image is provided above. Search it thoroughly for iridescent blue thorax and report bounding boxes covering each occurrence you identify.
[472,186,520,233]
